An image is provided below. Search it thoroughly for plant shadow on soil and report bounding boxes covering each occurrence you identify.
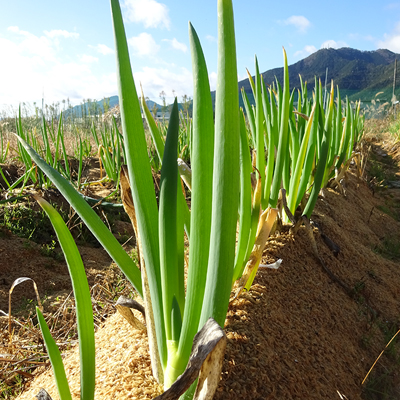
[1,128,400,400]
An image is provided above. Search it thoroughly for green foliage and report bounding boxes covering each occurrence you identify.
[40,239,63,261]
[0,202,59,243]
[244,65,364,221]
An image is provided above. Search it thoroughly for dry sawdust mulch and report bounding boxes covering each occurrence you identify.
[14,312,163,400]
[2,134,400,400]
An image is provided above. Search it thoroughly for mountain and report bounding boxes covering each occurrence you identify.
[238,48,400,104]
[65,95,192,119]
[63,95,161,119]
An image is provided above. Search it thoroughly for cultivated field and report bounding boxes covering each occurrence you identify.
[1,0,400,399]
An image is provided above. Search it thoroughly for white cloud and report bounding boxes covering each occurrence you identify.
[128,32,160,56]
[44,29,79,39]
[6,26,56,61]
[134,66,192,102]
[321,39,348,49]
[206,35,217,43]
[162,38,187,52]
[90,44,114,55]
[123,0,170,29]
[0,28,117,111]
[7,26,20,33]
[378,21,400,52]
[80,54,99,63]
[294,45,317,58]
[283,16,311,33]
[6,26,79,61]
[293,40,349,60]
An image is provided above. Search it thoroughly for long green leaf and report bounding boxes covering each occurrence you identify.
[302,132,329,218]
[35,196,95,400]
[159,99,185,388]
[141,94,165,161]
[176,21,215,378]
[110,0,166,368]
[241,88,256,147]
[270,48,290,208]
[287,103,316,214]
[141,93,191,239]
[36,308,73,400]
[15,136,143,297]
[232,109,252,282]
[262,78,275,204]
[295,80,320,208]
[159,99,182,342]
[199,0,240,328]
[254,56,266,209]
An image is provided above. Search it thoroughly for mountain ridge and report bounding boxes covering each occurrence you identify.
[70,47,399,116]
[237,47,400,103]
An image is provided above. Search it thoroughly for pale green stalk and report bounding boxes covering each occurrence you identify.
[321,83,336,187]
[232,109,252,282]
[287,103,316,215]
[334,87,342,156]
[141,96,165,161]
[269,48,290,208]
[241,88,256,148]
[141,94,191,238]
[262,82,275,205]
[159,99,185,387]
[175,20,214,379]
[110,0,166,368]
[282,90,296,193]
[336,98,352,170]
[59,122,71,181]
[254,57,266,209]
[302,131,329,218]
[295,80,320,208]
[199,0,240,328]
[41,116,53,167]
[346,101,355,161]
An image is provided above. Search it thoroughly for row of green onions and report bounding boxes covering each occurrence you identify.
[242,55,364,222]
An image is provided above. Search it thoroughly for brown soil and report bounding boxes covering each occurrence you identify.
[2,130,400,400]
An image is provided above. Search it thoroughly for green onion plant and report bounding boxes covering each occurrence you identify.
[17,1,253,399]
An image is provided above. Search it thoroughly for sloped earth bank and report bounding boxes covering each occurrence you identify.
[2,134,400,399]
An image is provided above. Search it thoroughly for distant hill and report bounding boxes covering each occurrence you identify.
[237,48,400,104]
[65,95,192,119]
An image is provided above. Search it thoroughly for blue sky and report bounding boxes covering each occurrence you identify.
[1,0,400,113]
